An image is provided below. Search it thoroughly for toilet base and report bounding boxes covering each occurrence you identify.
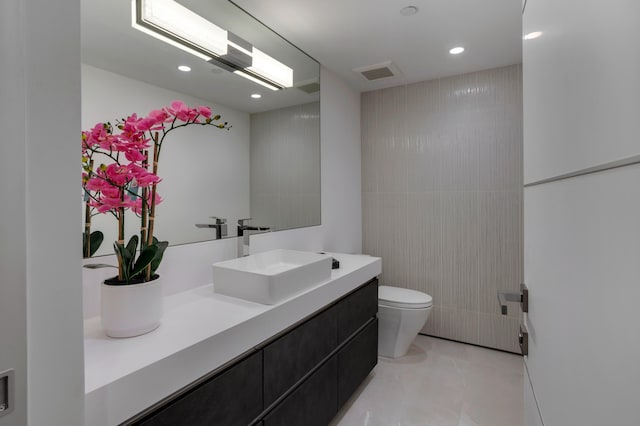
[378,304,431,358]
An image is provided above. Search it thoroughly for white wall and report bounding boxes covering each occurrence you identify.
[0,0,85,425]
[82,65,250,254]
[320,67,362,254]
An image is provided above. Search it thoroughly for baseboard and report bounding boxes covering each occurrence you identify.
[418,333,523,356]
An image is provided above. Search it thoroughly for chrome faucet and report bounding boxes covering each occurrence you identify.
[237,218,270,257]
[195,217,228,240]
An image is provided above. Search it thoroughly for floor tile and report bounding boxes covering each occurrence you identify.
[331,335,523,426]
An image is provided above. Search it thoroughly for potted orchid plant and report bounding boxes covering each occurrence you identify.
[82,100,231,337]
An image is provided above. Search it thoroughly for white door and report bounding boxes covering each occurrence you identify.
[0,1,28,424]
[523,1,640,425]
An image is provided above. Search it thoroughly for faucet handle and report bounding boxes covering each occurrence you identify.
[209,216,227,224]
[238,218,252,226]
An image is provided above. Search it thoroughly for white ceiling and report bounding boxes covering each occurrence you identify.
[233,0,523,91]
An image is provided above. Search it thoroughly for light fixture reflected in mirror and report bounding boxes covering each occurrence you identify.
[132,0,293,90]
[131,0,227,60]
[248,47,293,88]
[233,70,280,91]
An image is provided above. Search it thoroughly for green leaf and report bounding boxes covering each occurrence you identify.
[89,231,104,257]
[150,240,169,276]
[126,235,138,257]
[130,246,158,279]
[115,235,138,279]
[82,232,89,258]
[113,241,129,282]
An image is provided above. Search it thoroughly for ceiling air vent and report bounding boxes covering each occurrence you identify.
[353,61,402,82]
[296,81,320,94]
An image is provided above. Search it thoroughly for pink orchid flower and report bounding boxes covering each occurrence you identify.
[85,177,111,192]
[100,186,121,199]
[104,163,131,186]
[147,109,171,125]
[90,195,126,213]
[136,117,156,132]
[168,100,191,121]
[125,149,147,162]
[135,172,161,187]
[197,105,212,118]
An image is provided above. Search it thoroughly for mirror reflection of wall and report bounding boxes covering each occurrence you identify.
[250,102,320,231]
[81,0,320,256]
[82,64,251,255]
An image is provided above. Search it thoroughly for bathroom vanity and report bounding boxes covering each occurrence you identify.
[83,253,381,426]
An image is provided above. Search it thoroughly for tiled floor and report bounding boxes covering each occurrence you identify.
[331,335,523,426]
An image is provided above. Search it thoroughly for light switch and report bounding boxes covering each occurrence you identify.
[0,369,14,417]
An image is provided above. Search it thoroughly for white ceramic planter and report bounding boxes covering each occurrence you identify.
[101,276,163,338]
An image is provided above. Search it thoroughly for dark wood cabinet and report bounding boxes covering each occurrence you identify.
[338,318,378,408]
[337,279,378,343]
[263,305,338,406]
[128,278,378,426]
[263,357,338,426]
[135,350,262,426]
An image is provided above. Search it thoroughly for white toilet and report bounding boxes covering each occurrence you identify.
[378,285,433,358]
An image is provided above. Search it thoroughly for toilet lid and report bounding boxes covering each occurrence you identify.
[379,286,433,309]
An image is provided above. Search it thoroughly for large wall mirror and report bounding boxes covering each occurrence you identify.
[82,0,320,256]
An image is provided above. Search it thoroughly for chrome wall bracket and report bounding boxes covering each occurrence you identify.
[0,369,14,417]
[497,283,528,315]
[519,324,529,356]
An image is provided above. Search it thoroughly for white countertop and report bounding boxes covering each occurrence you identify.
[84,253,381,426]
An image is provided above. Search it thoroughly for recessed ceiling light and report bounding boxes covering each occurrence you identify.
[177,65,191,72]
[449,46,465,55]
[251,93,262,99]
[400,6,419,16]
[524,31,543,40]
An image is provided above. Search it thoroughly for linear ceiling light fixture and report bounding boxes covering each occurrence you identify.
[132,0,293,90]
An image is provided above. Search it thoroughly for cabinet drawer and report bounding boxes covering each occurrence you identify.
[337,278,378,343]
[137,351,263,426]
[263,305,338,406]
[338,318,378,409]
[263,356,338,426]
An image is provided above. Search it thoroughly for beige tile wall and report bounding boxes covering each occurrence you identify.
[361,64,523,353]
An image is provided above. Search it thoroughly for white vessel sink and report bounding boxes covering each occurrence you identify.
[212,249,333,305]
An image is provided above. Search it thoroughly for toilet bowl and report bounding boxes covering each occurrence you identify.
[378,285,432,358]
